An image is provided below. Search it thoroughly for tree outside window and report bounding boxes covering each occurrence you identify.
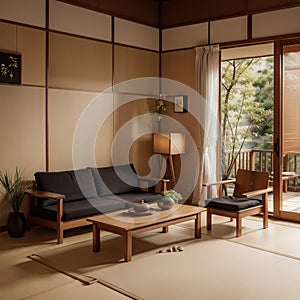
[221,57,274,179]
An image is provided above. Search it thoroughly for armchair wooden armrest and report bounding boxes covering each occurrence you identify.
[203,178,236,187]
[242,187,273,198]
[203,179,236,198]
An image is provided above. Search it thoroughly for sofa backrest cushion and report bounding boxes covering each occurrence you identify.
[89,164,139,196]
[35,168,98,206]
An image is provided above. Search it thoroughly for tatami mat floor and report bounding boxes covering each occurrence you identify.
[1,213,300,300]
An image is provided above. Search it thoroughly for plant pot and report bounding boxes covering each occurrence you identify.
[157,196,175,210]
[7,212,27,238]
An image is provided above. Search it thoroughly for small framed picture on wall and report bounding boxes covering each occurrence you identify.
[174,95,188,113]
[0,51,21,84]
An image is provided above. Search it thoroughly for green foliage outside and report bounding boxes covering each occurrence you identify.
[221,56,274,179]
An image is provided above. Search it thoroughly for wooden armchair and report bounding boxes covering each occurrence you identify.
[205,169,273,237]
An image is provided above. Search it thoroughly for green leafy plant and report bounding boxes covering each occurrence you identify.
[161,189,183,203]
[0,167,31,213]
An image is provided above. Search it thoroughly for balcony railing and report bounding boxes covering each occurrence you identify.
[225,149,300,190]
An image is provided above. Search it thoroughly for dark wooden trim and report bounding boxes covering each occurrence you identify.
[273,40,283,217]
[112,16,115,90]
[114,42,159,54]
[161,32,300,54]
[160,12,249,30]
[48,29,112,45]
[46,0,49,172]
[247,14,252,40]
[0,225,6,233]
[0,18,46,30]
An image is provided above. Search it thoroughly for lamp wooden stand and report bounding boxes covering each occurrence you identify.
[153,133,185,188]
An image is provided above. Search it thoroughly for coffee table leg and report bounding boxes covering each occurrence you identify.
[125,231,132,262]
[195,212,201,238]
[162,226,168,233]
[93,223,100,252]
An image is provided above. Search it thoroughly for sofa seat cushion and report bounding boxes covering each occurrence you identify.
[90,164,140,196]
[35,168,98,206]
[31,197,129,221]
[104,191,162,204]
[206,196,262,211]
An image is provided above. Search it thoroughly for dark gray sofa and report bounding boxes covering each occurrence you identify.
[27,164,168,243]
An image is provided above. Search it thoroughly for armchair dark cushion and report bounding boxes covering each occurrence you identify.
[206,196,262,211]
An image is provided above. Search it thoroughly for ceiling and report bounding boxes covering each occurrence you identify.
[59,0,300,28]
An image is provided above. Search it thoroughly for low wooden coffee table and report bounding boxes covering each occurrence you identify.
[87,204,206,262]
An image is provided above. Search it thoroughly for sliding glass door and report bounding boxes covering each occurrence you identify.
[274,40,300,221]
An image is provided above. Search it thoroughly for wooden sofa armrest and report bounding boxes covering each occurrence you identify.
[26,189,65,200]
[138,177,170,191]
[26,189,65,244]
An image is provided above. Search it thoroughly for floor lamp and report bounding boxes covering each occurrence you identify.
[153,133,185,188]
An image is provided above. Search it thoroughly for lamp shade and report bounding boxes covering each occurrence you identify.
[153,133,185,155]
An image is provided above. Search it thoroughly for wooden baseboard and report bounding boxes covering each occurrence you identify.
[0,225,7,233]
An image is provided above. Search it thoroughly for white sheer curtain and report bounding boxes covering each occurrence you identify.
[193,45,220,206]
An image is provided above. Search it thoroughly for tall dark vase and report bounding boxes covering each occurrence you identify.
[7,212,27,238]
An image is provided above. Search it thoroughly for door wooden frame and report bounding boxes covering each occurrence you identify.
[273,38,300,222]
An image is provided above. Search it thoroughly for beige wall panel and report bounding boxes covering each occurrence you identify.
[0,85,45,226]
[253,7,300,39]
[48,89,113,171]
[115,18,159,51]
[210,16,247,44]
[112,98,153,175]
[49,33,112,91]
[0,0,45,28]
[49,0,111,41]
[114,45,159,95]
[0,86,45,174]
[221,43,274,60]
[0,22,17,51]
[162,23,208,51]
[161,49,196,91]
[17,27,46,86]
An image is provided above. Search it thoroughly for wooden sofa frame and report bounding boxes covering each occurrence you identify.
[26,177,169,244]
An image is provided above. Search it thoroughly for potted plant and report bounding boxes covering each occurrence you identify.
[157,189,183,210]
[0,167,31,238]
[161,189,183,203]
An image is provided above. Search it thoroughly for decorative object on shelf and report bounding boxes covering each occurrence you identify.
[0,51,21,84]
[133,199,150,212]
[154,94,167,114]
[161,189,183,203]
[174,95,188,113]
[0,167,31,238]
[157,195,175,210]
[153,94,167,133]
[153,132,185,187]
